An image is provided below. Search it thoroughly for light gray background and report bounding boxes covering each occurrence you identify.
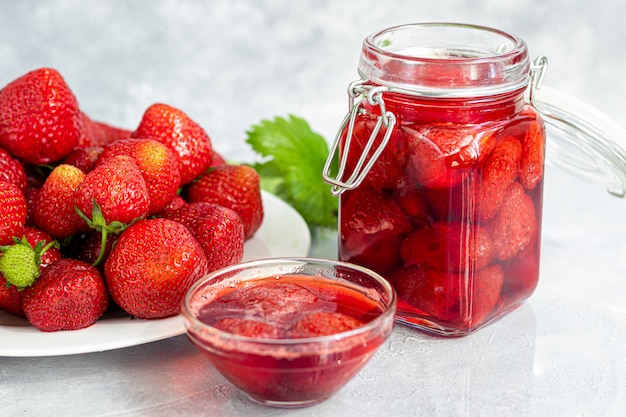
[2,1,626,416]
[1,0,624,160]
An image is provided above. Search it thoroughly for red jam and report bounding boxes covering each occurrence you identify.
[187,274,389,405]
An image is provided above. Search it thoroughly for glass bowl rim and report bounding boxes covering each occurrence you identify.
[181,257,397,346]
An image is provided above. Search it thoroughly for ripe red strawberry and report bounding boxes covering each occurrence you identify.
[22,258,109,332]
[131,103,213,185]
[74,155,150,226]
[184,164,264,239]
[61,146,104,173]
[22,226,62,269]
[341,114,407,190]
[339,187,412,275]
[400,221,494,273]
[156,194,187,218]
[70,231,119,270]
[0,146,27,193]
[213,317,282,338]
[478,136,522,222]
[0,68,81,164]
[0,275,25,317]
[78,111,131,148]
[488,181,537,261]
[0,180,26,245]
[210,149,226,167]
[23,187,40,226]
[162,202,244,273]
[519,113,545,191]
[96,138,181,215]
[104,218,209,319]
[32,164,88,239]
[288,311,363,338]
[390,263,503,330]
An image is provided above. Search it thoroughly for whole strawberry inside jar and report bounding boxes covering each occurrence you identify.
[324,23,549,336]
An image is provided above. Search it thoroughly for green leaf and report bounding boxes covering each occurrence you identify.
[246,115,338,229]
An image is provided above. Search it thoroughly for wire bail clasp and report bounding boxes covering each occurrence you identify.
[529,55,548,105]
[322,80,397,196]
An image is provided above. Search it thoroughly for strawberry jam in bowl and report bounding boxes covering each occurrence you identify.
[181,257,396,408]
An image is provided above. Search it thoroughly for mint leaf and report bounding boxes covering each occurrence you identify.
[246,115,338,229]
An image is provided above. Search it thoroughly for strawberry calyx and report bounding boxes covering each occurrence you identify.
[0,236,59,290]
[74,198,138,267]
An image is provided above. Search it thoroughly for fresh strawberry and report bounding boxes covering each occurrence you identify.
[74,154,150,226]
[488,181,537,261]
[341,114,407,190]
[339,187,412,275]
[478,136,522,222]
[96,138,181,215]
[162,202,244,272]
[69,231,119,270]
[210,149,227,167]
[519,111,545,191]
[22,226,62,269]
[288,311,363,338]
[32,164,88,239]
[0,275,25,317]
[78,111,131,148]
[0,146,27,193]
[61,146,104,173]
[400,221,494,272]
[156,194,187,218]
[131,103,213,185]
[391,263,503,329]
[104,218,209,319]
[74,155,151,267]
[0,68,81,164]
[22,258,109,332]
[184,164,263,239]
[23,187,40,226]
[213,317,282,339]
[0,180,26,245]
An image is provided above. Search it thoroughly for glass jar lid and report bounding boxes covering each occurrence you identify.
[358,22,531,97]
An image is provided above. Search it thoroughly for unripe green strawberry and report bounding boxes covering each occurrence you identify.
[0,237,42,289]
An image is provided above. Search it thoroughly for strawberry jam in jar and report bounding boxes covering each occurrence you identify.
[324,23,550,336]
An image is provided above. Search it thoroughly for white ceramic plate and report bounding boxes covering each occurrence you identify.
[0,191,311,357]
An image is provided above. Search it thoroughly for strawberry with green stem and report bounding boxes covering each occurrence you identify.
[0,236,59,289]
[74,155,151,267]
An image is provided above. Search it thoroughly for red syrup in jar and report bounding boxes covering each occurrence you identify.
[323,23,549,336]
[338,93,545,335]
[187,274,388,404]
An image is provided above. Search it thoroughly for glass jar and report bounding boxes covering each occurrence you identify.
[323,23,626,336]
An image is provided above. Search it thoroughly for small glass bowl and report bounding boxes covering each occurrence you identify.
[181,257,397,408]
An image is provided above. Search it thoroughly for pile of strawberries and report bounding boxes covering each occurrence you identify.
[0,67,264,332]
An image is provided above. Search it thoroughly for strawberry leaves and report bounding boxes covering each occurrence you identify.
[246,115,338,229]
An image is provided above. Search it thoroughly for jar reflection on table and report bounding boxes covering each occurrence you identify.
[329,23,546,336]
